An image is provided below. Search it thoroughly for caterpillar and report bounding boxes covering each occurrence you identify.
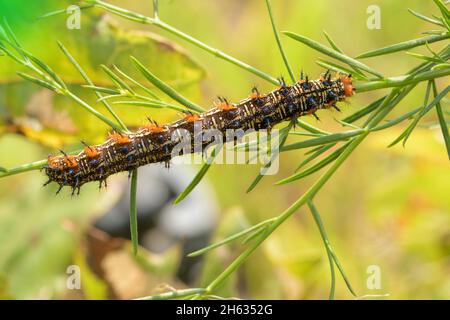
[44,73,354,194]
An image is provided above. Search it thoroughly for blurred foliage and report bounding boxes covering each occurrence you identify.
[0,0,449,299]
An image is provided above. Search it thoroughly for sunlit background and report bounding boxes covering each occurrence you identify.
[0,0,449,299]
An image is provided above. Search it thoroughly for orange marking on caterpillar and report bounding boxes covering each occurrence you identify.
[142,123,166,133]
[47,155,61,169]
[84,145,100,158]
[216,102,236,111]
[64,155,78,168]
[184,113,201,122]
[341,75,354,97]
[109,133,131,144]
[249,92,260,100]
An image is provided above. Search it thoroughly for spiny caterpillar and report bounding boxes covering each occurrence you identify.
[44,73,354,194]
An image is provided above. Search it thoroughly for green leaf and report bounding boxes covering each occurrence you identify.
[295,119,331,135]
[356,33,450,59]
[276,142,350,185]
[283,31,384,78]
[408,9,444,26]
[187,218,275,257]
[265,0,295,83]
[129,169,139,255]
[322,30,344,54]
[342,97,385,123]
[16,72,57,92]
[432,0,450,22]
[354,68,450,92]
[390,83,450,147]
[432,82,450,159]
[82,85,120,95]
[316,59,368,81]
[282,129,363,152]
[247,121,293,193]
[136,288,207,300]
[372,107,422,131]
[131,56,204,113]
[25,52,67,89]
[173,144,222,204]
[295,143,336,172]
[100,64,133,93]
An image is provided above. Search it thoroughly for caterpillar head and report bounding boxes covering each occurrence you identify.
[44,155,79,187]
[341,75,354,97]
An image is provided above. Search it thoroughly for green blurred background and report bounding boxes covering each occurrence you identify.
[0,0,449,299]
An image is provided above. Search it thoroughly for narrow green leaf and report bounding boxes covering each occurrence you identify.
[408,9,444,26]
[282,129,363,152]
[265,0,295,83]
[136,288,206,300]
[296,119,331,135]
[187,218,275,257]
[343,97,385,123]
[354,67,450,92]
[83,85,120,95]
[113,65,160,100]
[295,143,336,172]
[322,30,344,53]
[58,41,128,131]
[1,18,29,62]
[283,31,384,78]
[432,63,450,70]
[131,56,204,113]
[356,33,450,59]
[17,72,57,92]
[247,123,293,192]
[173,144,222,204]
[101,64,133,93]
[406,51,444,64]
[38,4,94,20]
[276,142,350,185]
[432,82,450,159]
[316,60,367,81]
[129,169,139,255]
[372,107,422,131]
[24,52,66,89]
[432,0,450,22]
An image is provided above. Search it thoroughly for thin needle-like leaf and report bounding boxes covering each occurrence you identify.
[131,56,205,113]
[129,169,139,255]
[172,145,222,204]
[356,33,450,59]
[187,218,275,257]
[283,31,384,78]
[265,0,295,83]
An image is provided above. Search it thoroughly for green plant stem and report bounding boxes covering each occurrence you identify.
[129,169,139,255]
[265,0,295,83]
[136,288,206,300]
[307,201,336,300]
[58,42,128,132]
[0,160,47,178]
[91,0,279,85]
[355,68,450,92]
